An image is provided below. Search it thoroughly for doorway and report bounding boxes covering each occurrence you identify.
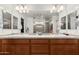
[21,18,24,33]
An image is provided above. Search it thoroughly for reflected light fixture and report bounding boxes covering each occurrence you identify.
[59,5,64,11]
[15,5,29,13]
[50,5,64,13]
[50,6,56,13]
[52,6,56,10]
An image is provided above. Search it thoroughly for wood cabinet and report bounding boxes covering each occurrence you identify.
[50,39,78,55]
[6,39,16,55]
[31,39,49,55]
[7,39,30,55]
[0,39,10,55]
[15,39,30,55]
[0,38,79,55]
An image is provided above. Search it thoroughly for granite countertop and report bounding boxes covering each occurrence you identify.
[0,33,79,39]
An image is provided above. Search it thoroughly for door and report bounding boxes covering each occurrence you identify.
[21,18,24,33]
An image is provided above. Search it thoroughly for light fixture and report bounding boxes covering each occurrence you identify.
[15,5,29,13]
[50,10,53,13]
[52,6,56,11]
[16,6,20,10]
[59,5,64,11]
[20,5,24,10]
[24,6,27,10]
[50,5,64,13]
[50,6,56,13]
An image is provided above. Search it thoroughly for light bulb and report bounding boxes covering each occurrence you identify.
[50,6,56,13]
[59,5,64,11]
[57,9,61,12]
[50,10,53,13]
[16,6,19,10]
[23,10,26,13]
[52,6,56,10]
[20,6,24,10]
[24,6,27,10]
[19,10,22,13]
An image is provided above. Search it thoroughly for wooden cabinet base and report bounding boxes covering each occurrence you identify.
[0,38,79,55]
[31,39,49,55]
[50,39,78,55]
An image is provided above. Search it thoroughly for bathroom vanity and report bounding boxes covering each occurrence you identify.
[0,34,79,55]
[0,4,79,55]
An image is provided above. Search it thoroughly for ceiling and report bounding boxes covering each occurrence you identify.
[21,4,63,17]
[0,4,61,17]
[0,4,79,18]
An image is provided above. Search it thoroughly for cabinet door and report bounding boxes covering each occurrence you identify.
[31,39,49,55]
[15,39,30,55]
[6,39,16,55]
[50,39,78,55]
[6,39,30,55]
[0,39,10,55]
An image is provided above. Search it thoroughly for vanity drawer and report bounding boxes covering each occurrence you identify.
[50,45,78,55]
[31,39,49,44]
[31,45,49,55]
[31,39,49,55]
[50,39,78,45]
[15,44,30,55]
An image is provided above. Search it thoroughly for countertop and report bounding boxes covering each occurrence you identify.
[0,33,79,39]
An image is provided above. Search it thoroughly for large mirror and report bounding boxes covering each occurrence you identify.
[3,12,11,29]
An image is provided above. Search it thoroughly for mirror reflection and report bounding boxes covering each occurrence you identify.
[13,16,18,29]
[61,16,66,29]
[3,12,11,29]
[0,4,79,35]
